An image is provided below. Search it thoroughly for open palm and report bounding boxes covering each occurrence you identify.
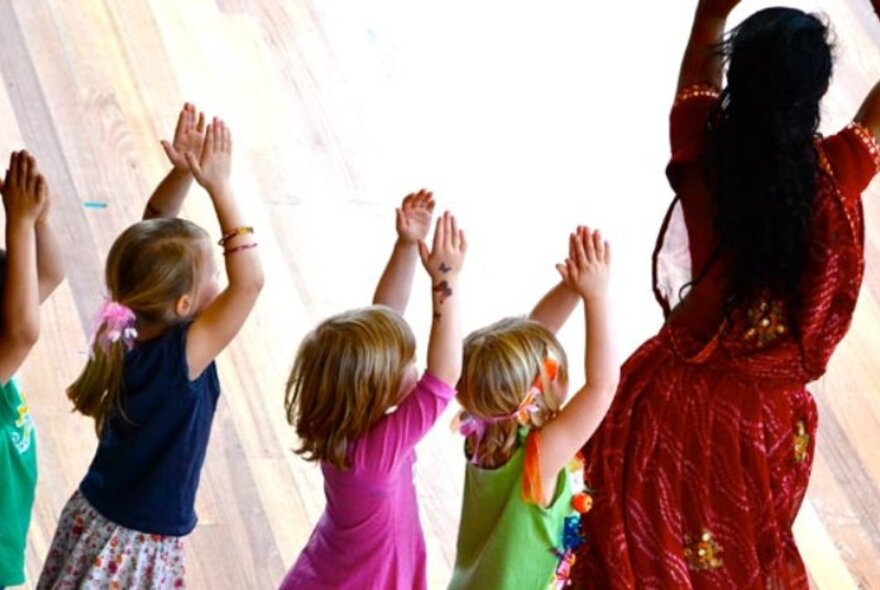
[162,102,206,171]
[396,189,435,244]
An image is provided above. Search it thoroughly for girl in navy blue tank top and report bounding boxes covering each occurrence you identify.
[38,104,264,590]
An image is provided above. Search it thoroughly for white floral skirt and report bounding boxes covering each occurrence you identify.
[37,491,186,589]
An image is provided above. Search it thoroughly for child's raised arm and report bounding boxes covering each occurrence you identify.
[418,212,466,387]
[677,0,740,94]
[373,190,435,314]
[529,241,579,333]
[536,227,617,505]
[184,119,264,380]
[143,103,206,220]
[0,151,47,382]
[33,160,64,303]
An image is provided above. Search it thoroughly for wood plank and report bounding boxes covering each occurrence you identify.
[2,1,880,588]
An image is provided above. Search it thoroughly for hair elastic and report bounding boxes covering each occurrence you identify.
[218,226,254,247]
[224,242,259,256]
[89,298,138,357]
[456,356,559,464]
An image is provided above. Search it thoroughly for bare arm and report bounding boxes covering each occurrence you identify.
[677,0,740,94]
[529,281,579,334]
[143,169,194,219]
[185,120,264,380]
[419,212,467,387]
[0,151,47,382]
[856,80,880,141]
[373,190,435,314]
[537,228,617,505]
[34,203,65,303]
[143,103,205,220]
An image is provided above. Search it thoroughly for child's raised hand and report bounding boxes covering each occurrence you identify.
[186,118,232,197]
[556,226,610,301]
[161,103,206,172]
[418,211,466,281]
[396,189,435,245]
[1,151,47,225]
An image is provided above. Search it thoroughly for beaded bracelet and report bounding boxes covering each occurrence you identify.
[224,242,258,256]
[218,226,255,247]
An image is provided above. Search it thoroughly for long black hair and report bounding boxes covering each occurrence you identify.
[707,8,833,315]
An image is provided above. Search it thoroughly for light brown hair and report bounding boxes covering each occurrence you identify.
[67,218,210,434]
[457,317,568,468]
[285,305,416,470]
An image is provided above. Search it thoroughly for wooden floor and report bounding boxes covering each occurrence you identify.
[2,0,880,588]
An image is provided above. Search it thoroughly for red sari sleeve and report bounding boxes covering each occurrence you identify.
[666,85,721,193]
[654,86,722,318]
[822,122,880,203]
[794,123,879,379]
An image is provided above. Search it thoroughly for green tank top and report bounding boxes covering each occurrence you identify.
[0,377,37,586]
[449,431,579,590]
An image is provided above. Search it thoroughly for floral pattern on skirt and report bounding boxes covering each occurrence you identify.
[37,491,185,589]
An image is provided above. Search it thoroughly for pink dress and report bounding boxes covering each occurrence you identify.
[280,372,454,590]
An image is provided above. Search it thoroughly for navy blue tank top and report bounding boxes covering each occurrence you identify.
[80,322,220,536]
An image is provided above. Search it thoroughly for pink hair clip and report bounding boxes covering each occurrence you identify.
[89,297,138,357]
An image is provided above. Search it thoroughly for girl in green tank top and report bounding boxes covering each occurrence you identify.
[449,227,616,590]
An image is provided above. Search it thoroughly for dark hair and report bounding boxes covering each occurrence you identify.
[707,8,833,315]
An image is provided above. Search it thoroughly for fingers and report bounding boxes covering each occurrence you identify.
[555,262,570,284]
[160,140,178,162]
[12,151,23,188]
[34,174,46,200]
[593,229,605,258]
[222,121,232,153]
[202,122,215,158]
[573,230,588,268]
[205,118,231,154]
[433,212,447,251]
[458,228,467,254]
[449,213,458,249]
[185,152,203,181]
[196,110,206,134]
[567,225,610,269]
[583,227,597,263]
[22,151,33,186]
[24,152,37,195]
[402,188,433,212]
[173,104,187,140]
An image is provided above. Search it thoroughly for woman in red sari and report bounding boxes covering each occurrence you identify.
[574,1,880,588]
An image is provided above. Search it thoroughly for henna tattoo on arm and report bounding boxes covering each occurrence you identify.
[439,262,451,274]
[144,202,162,218]
[433,280,453,304]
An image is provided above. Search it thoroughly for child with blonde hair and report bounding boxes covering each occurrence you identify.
[281,190,466,590]
[0,151,64,590]
[38,104,263,589]
[449,226,616,589]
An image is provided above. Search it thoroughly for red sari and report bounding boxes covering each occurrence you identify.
[574,86,880,589]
